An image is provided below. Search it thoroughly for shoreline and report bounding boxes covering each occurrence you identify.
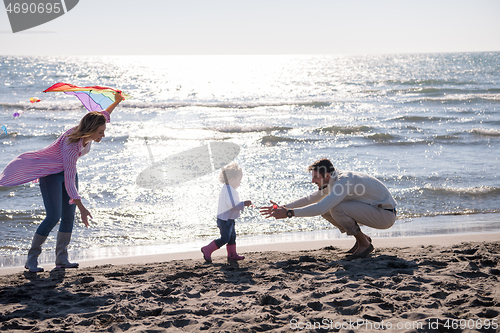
[1,231,498,276]
[1,211,499,273]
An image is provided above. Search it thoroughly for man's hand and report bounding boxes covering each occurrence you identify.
[259,200,276,217]
[260,200,287,219]
[270,207,288,219]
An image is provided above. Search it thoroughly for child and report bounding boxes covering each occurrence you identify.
[201,162,252,263]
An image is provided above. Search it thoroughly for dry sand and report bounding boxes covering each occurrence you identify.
[0,234,499,332]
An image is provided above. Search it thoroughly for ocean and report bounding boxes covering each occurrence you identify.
[1,52,499,267]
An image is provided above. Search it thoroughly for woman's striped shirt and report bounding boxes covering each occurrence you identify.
[0,111,110,204]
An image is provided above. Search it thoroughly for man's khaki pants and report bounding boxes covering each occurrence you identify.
[322,201,396,235]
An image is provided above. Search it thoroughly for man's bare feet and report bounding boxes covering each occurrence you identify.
[346,235,372,254]
[351,243,374,258]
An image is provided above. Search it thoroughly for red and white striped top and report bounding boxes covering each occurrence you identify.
[0,111,110,204]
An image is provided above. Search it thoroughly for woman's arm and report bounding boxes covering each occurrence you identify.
[105,91,124,115]
[62,147,81,203]
[62,146,91,227]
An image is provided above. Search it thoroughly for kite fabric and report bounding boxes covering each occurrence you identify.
[43,83,129,112]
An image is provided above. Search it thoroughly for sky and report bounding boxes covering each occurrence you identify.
[1,0,499,55]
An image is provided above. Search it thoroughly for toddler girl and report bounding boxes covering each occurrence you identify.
[201,162,252,262]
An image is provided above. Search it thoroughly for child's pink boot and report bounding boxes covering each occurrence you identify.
[201,240,219,263]
[227,244,245,261]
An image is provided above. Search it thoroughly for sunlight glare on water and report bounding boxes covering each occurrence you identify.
[0,53,499,263]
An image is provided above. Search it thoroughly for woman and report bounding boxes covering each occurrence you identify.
[0,92,123,272]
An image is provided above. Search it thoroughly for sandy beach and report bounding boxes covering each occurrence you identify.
[1,233,499,332]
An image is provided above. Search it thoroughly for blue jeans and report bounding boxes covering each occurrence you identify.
[215,218,236,248]
[36,171,78,236]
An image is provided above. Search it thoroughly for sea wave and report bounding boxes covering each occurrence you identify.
[0,209,40,223]
[433,134,462,140]
[314,125,372,135]
[387,87,500,96]
[1,100,333,111]
[0,102,82,111]
[404,95,500,104]
[402,209,500,219]
[365,133,397,141]
[0,186,18,192]
[0,133,59,141]
[388,88,470,95]
[423,186,500,197]
[381,79,479,86]
[393,116,457,122]
[363,138,490,148]
[117,100,333,110]
[470,128,500,137]
[260,135,317,146]
[212,126,292,133]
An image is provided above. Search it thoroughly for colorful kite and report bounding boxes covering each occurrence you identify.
[1,125,7,136]
[43,83,129,112]
[30,97,41,103]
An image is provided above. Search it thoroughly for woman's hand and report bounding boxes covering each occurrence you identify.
[244,200,253,207]
[105,91,124,114]
[73,199,92,228]
[113,91,124,103]
[78,206,92,228]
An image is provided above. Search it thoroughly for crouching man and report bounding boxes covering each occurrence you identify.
[260,158,397,258]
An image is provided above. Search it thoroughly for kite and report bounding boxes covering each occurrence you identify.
[43,83,129,112]
[1,125,7,136]
[30,97,41,103]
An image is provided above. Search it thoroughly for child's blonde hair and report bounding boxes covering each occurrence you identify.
[220,162,242,184]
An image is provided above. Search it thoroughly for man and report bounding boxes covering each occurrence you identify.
[260,158,397,258]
